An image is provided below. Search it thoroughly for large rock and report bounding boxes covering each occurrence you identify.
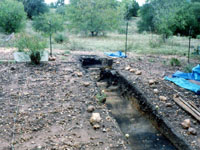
[90,113,101,125]
[181,119,191,129]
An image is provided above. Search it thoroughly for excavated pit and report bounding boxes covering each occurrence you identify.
[79,55,191,150]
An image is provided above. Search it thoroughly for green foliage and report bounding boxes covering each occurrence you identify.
[67,0,121,36]
[23,0,49,19]
[183,63,193,72]
[197,35,200,39]
[56,6,66,16]
[170,58,181,66]
[0,0,26,33]
[121,0,140,20]
[96,92,107,103]
[16,34,47,64]
[54,33,68,44]
[137,3,155,32]
[32,12,64,55]
[32,13,64,36]
[138,0,200,38]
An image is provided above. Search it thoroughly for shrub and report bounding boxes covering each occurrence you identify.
[23,0,49,19]
[16,34,47,64]
[183,63,193,73]
[0,0,26,33]
[96,92,107,103]
[32,13,64,56]
[170,58,181,66]
[197,35,200,39]
[54,33,68,44]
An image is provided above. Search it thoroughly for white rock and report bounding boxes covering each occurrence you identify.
[125,134,129,138]
[130,69,136,73]
[159,96,167,101]
[181,119,191,129]
[135,71,142,75]
[87,105,95,113]
[125,66,131,71]
[90,113,101,125]
[153,89,159,94]
[83,82,90,87]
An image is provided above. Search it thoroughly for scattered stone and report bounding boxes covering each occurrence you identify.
[125,134,129,138]
[90,113,101,125]
[83,82,90,87]
[76,72,83,77]
[125,66,131,71]
[153,89,159,94]
[149,80,155,85]
[166,103,173,107]
[188,127,197,135]
[102,128,106,132]
[159,96,167,101]
[93,124,101,130]
[106,116,111,121]
[135,71,142,75]
[130,69,136,73]
[49,56,56,61]
[181,119,191,129]
[87,105,95,113]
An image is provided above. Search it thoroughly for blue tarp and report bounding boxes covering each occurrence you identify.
[165,64,200,94]
[165,76,200,94]
[105,51,126,58]
[173,64,200,81]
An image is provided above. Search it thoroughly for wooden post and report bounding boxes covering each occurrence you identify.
[50,33,52,57]
[188,27,192,63]
[125,21,129,57]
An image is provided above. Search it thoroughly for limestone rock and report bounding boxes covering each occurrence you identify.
[159,96,167,101]
[135,71,142,75]
[87,105,95,113]
[83,82,90,87]
[181,119,191,129]
[49,56,56,61]
[149,80,155,85]
[153,89,159,94]
[130,69,136,73]
[76,72,83,77]
[93,124,101,130]
[125,134,129,138]
[125,66,131,71]
[90,113,101,125]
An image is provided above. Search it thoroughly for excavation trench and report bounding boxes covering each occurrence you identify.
[79,56,190,150]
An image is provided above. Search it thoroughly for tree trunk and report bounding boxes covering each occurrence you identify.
[50,34,52,57]
[91,31,94,37]
[125,21,129,57]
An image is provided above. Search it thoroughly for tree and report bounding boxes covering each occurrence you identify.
[56,0,65,7]
[138,0,190,40]
[23,0,49,19]
[67,0,121,36]
[137,3,155,32]
[0,0,26,33]
[121,0,139,18]
[32,13,64,56]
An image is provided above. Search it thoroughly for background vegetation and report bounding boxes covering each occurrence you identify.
[0,0,199,63]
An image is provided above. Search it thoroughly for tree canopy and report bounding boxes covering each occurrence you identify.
[67,0,122,36]
[138,0,200,38]
[23,0,49,19]
[0,0,26,33]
